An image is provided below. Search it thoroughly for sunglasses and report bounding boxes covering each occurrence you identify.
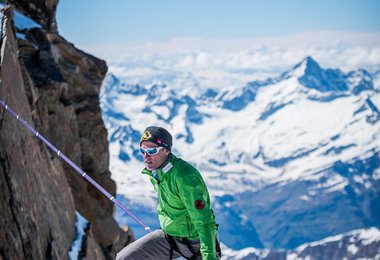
[139,146,164,155]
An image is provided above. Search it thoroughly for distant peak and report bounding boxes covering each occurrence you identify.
[304,56,318,65]
[104,73,120,86]
[302,56,324,77]
[296,56,350,93]
[283,56,322,79]
[298,56,322,73]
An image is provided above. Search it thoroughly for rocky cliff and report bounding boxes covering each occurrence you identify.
[0,2,132,259]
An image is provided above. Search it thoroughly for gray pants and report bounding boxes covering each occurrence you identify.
[116,229,201,260]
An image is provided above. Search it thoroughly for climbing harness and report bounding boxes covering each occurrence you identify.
[0,99,152,233]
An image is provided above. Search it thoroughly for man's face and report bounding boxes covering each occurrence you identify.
[140,141,170,170]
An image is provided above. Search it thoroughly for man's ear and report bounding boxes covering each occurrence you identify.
[164,148,171,155]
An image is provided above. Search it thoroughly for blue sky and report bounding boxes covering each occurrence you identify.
[57,0,380,45]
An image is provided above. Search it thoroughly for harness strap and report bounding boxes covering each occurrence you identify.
[189,250,201,260]
[165,233,201,260]
[166,234,176,260]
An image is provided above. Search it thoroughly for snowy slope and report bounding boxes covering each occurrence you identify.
[222,227,380,260]
[100,56,380,251]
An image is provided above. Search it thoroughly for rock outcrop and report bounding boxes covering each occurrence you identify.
[0,2,132,259]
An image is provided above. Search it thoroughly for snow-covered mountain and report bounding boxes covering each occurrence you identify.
[222,227,380,260]
[100,56,380,253]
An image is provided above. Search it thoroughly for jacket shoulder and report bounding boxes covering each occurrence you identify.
[172,156,199,175]
[171,157,205,187]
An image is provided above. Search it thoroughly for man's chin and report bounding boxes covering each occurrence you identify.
[146,164,155,171]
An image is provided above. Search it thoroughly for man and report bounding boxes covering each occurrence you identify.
[116,126,220,260]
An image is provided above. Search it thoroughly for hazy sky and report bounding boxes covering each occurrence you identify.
[57,0,380,44]
[56,0,380,77]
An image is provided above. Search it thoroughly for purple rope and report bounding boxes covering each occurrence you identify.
[0,99,152,233]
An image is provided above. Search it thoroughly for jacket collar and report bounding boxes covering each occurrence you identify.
[142,154,176,178]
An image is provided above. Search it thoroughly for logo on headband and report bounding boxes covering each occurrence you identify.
[140,130,152,143]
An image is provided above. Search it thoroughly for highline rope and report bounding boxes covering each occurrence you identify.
[0,99,152,233]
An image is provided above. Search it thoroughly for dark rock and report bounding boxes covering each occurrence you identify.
[0,3,133,260]
[7,0,58,32]
[0,6,75,259]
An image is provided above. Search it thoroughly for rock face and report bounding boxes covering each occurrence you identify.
[0,3,132,260]
[7,0,58,32]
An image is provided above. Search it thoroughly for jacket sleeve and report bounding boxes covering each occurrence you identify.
[177,169,217,260]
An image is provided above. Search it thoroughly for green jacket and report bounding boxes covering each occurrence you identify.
[142,154,217,259]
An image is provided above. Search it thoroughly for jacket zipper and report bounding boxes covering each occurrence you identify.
[152,171,161,200]
[186,216,191,237]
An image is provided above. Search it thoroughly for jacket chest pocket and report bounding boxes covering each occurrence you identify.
[159,184,184,209]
